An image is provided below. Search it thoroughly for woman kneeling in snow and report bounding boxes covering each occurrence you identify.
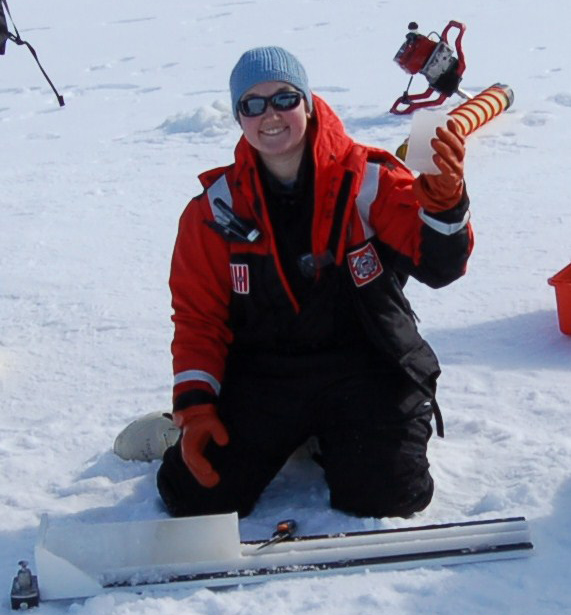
[131,46,472,518]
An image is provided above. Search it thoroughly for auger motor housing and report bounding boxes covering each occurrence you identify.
[391,20,467,114]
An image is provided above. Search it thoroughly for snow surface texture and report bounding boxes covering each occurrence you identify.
[1,0,570,613]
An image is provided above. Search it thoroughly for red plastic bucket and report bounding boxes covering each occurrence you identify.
[548,263,571,335]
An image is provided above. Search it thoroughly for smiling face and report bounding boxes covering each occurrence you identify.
[238,81,310,178]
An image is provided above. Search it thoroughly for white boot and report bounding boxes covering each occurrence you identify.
[113,412,180,462]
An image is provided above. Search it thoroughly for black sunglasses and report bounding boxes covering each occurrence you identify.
[237,91,303,118]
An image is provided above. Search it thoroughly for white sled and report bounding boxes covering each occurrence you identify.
[34,513,533,602]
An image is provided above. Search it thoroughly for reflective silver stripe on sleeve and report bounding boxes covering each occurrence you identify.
[207,174,233,222]
[355,162,381,239]
[418,208,471,236]
[173,370,221,395]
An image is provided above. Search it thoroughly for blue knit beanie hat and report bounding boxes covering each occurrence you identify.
[230,46,313,119]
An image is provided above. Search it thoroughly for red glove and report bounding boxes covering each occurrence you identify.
[412,118,466,213]
[172,403,229,488]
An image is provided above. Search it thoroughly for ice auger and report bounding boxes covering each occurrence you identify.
[390,20,514,164]
[391,20,469,115]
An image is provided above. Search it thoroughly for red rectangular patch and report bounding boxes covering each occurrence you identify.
[347,242,383,287]
[230,263,250,294]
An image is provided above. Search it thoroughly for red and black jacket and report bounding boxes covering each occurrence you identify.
[170,95,473,412]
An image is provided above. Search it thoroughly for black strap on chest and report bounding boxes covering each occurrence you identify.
[297,170,354,278]
[328,171,354,257]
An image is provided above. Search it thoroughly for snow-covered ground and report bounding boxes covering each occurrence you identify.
[1,1,570,613]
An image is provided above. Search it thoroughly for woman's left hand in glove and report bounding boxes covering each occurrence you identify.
[413,118,466,213]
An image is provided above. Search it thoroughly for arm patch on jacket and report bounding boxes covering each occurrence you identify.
[230,263,250,294]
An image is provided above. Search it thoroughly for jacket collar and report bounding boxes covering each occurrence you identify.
[231,94,359,178]
[197,94,361,189]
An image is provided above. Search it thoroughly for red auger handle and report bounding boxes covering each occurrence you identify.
[441,20,467,76]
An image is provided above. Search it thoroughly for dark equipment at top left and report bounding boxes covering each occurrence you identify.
[1,0,65,107]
